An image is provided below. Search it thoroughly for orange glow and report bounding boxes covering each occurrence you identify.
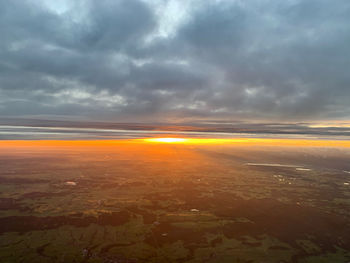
[0,138,349,149]
[141,137,350,147]
[144,138,188,143]
[142,137,247,144]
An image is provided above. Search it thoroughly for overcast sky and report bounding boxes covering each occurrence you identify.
[1,0,350,123]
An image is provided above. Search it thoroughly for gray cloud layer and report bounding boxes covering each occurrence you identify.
[1,0,350,123]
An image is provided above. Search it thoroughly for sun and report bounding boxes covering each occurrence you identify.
[143,138,188,143]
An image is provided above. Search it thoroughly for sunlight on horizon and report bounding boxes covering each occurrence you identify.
[1,137,350,148]
[143,138,188,143]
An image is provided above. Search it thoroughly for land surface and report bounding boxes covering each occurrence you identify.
[0,140,349,262]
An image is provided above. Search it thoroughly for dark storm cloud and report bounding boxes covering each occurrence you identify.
[0,0,350,122]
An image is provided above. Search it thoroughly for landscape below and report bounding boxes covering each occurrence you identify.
[0,138,349,262]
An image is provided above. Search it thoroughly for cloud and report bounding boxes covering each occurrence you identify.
[0,0,350,122]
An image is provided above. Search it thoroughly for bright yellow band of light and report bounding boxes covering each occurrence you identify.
[144,138,188,143]
[141,137,350,147]
[141,138,248,144]
[0,138,349,148]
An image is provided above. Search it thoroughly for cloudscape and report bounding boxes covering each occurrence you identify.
[2,1,350,262]
[1,0,350,123]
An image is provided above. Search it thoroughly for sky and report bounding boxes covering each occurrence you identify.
[1,0,350,124]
